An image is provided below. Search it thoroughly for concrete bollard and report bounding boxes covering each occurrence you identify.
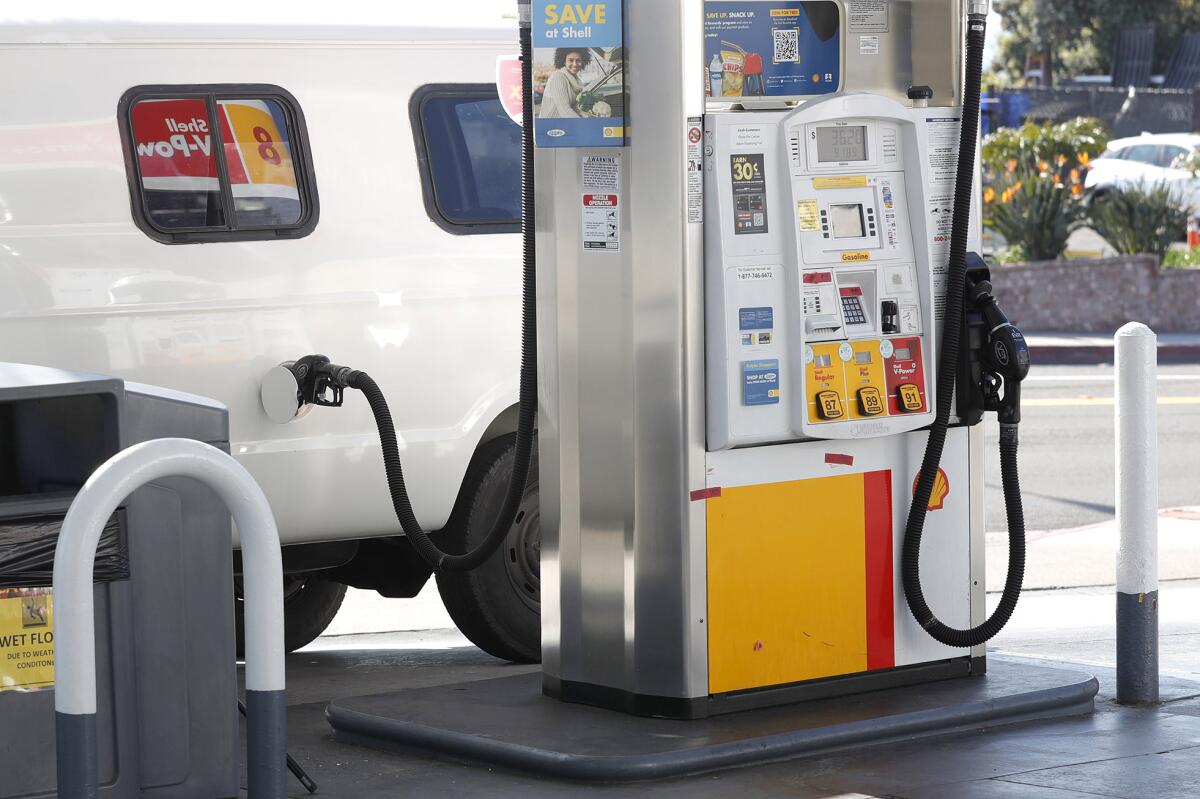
[1115,322,1159,705]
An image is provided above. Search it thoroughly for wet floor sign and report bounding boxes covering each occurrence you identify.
[0,587,55,692]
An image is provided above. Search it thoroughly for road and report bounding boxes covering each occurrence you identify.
[983,363,1200,532]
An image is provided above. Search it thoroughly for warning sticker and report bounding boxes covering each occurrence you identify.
[686,117,704,224]
[859,35,880,55]
[582,154,621,252]
[797,199,820,231]
[0,587,55,693]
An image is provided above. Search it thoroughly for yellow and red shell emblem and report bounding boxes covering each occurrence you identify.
[912,468,951,511]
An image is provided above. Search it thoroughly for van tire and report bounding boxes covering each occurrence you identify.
[436,435,541,663]
[235,574,348,657]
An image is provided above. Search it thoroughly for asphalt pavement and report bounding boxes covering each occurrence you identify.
[983,363,1200,531]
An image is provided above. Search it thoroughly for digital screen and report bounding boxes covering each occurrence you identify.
[855,351,872,364]
[894,347,912,360]
[815,354,832,367]
[829,203,865,239]
[817,125,867,162]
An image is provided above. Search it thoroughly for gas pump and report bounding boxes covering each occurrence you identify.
[273,0,1029,720]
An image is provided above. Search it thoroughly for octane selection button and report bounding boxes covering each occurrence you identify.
[817,390,844,420]
[897,383,923,412]
[857,387,885,416]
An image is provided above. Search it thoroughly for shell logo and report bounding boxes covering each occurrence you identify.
[912,468,951,511]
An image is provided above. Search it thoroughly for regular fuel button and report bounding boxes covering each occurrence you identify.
[897,383,924,413]
[817,390,844,420]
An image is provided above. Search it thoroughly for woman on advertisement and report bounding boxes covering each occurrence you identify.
[538,48,591,118]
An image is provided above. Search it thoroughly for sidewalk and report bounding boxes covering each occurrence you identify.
[988,507,1200,592]
[1027,332,1200,364]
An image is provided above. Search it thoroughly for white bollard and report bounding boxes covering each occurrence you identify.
[1115,322,1158,705]
[54,438,287,797]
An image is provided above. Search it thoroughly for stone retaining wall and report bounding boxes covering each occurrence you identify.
[993,255,1200,334]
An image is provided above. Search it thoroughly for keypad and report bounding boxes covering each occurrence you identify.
[841,296,867,325]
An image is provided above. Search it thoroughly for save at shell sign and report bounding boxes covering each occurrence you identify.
[131,98,298,199]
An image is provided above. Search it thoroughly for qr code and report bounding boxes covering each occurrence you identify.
[773,28,799,63]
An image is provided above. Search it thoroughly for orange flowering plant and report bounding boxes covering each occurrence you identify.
[980,117,1106,261]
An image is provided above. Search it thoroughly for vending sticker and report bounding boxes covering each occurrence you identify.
[704,1,842,99]
[730,153,769,235]
[743,359,781,405]
[533,0,626,148]
[739,306,774,330]
[0,587,55,693]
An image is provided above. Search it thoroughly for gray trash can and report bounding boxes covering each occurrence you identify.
[0,363,238,798]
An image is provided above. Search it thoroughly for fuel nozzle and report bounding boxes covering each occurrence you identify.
[968,277,1030,424]
[260,354,360,423]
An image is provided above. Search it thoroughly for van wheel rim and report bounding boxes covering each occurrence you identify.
[503,487,541,613]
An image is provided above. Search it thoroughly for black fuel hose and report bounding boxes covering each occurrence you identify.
[338,17,538,573]
[901,11,1026,647]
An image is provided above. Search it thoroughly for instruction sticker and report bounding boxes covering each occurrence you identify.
[687,117,704,224]
[847,0,889,32]
[796,199,820,231]
[582,155,621,252]
[743,359,781,405]
[859,35,880,55]
[0,587,55,692]
[730,153,768,235]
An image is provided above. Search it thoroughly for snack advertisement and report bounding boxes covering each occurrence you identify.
[704,1,842,100]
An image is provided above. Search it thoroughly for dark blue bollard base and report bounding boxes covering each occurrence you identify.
[326,659,1098,782]
[1117,589,1159,705]
[55,711,99,799]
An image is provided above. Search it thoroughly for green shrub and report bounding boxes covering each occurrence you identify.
[984,170,1087,262]
[981,117,1109,179]
[981,118,1103,262]
[1162,247,1200,269]
[1089,182,1188,259]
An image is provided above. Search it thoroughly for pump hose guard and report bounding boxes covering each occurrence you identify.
[901,9,1026,648]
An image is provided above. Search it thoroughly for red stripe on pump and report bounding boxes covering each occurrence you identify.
[690,487,722,502]
[864,470,896,671]
[825,453,854,466]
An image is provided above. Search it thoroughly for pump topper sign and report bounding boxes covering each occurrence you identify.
[532,2,626,148]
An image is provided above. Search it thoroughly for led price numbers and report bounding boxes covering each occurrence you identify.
[816,125,867,163]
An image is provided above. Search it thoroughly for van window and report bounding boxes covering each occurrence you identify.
[119,85,319,244]
[411,84,522,235]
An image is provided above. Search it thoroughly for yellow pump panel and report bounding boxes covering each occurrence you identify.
[706,475,870,694]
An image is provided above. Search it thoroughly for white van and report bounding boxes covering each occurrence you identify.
[0,12,540,660]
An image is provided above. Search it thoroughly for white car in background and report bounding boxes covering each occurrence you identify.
[1084,132,1200,209]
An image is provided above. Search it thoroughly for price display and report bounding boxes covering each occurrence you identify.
[816,125,867,162]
